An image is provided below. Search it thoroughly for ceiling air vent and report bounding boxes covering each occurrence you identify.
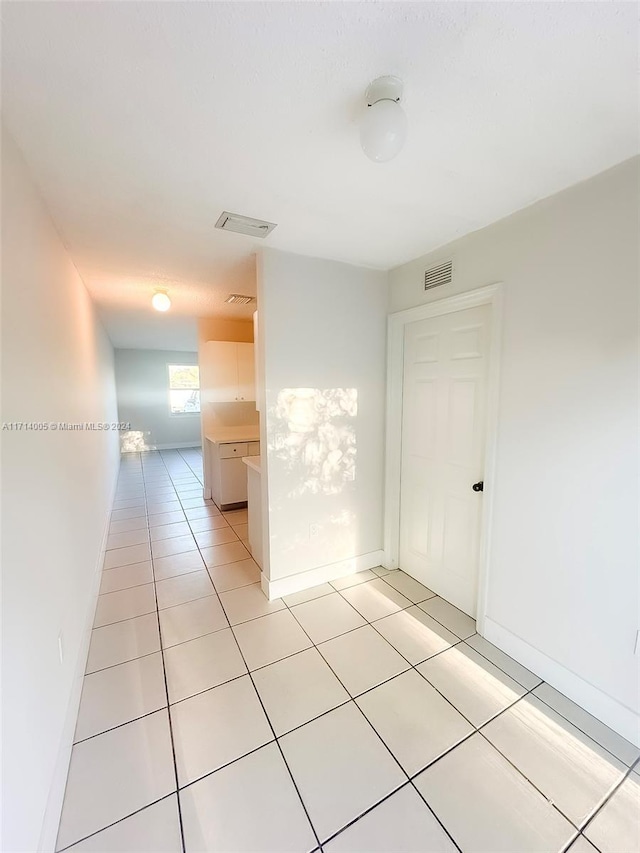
[215,211,277,238]
[225,294,255,305]
[424,260,453,291]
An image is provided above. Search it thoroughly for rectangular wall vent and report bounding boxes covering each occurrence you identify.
[225,294,255,305]
[215,211,277,238]
[424,260,453,291]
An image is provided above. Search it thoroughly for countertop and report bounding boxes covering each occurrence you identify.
[242,455,261,474]
[205,426,260,445]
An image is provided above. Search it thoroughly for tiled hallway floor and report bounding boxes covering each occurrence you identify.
[56,451,640,852]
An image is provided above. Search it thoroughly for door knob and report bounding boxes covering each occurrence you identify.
[472,481,484,492]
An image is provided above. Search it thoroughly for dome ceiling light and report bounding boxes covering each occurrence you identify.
[360,76,407,163]
[152,290,171,312]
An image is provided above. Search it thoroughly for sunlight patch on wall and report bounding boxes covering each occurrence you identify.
[270,388,357,496]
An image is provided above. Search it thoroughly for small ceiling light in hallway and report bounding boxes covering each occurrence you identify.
[360,76,407,163]
[152,290,171,312]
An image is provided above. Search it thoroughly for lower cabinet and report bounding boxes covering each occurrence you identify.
[210,439,260,509]
[244,460,263,569]
[218,457,247,506]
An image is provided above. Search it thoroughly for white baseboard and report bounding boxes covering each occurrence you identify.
[382,549,398,571]
[38,472,117,852]
[203,487,212,500]
[154,442,202,450]
[120,442,201,453]
[483,617,640,748]
[261,550,385,601]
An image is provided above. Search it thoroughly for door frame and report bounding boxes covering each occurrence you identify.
[384,283,504,633]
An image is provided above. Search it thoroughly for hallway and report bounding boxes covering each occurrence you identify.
[55,453,639,852]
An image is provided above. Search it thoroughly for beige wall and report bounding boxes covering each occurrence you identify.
[198,316,254,344]
[1,127,120,851]
[389,157,639,743]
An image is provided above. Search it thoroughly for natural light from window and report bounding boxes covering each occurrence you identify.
[168,364,200,414]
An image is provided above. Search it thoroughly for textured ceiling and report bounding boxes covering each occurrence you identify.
[2,2,637,349]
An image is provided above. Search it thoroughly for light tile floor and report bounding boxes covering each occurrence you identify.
[56,449,640,852]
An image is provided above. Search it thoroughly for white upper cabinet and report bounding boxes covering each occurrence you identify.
[203,341,256,403]
[236,342,255,402]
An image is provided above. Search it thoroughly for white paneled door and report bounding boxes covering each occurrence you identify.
[399,304,491,617]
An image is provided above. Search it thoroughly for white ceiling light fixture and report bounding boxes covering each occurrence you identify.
[152,290,171,312]
[360,76,407,163]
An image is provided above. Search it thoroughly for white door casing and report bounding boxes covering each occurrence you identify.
[384,284,503,633]
[399,304,490,616]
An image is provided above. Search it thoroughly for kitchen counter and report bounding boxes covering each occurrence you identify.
[242,455,261,474]
[206,430,260,509]
[206,426,260,444]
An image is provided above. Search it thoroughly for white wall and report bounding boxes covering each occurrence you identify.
[1,128,120,851]
[389,157,639,743]
[258,248,388,594]
[114,348,201,451]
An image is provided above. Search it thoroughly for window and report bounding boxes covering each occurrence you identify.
[168,364,200,414]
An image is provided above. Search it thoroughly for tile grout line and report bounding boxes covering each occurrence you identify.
[84,642,161,677]
[93,554,636,821]
[157,475,255,622]
[85,454,634,851]
[161,631,466,737]
[56,461,158,852]
[173,730,277,795]
[362,605,622,837]
[97,536,254,611]
[142,450,318,843]
[174,447,205,485]
[142,456,188,853]
[279,583,464,851]
[281,585,619,845]
[474,713,627,838]
[222,614,323,852]
[146,453,319,849]
[567,757,640,847]
[71,688,168,746]
[327,577,637,773]
[92,603,157,630]
[55,793,179,853]
[305,601,590,846]
[345,587,629,766]
[153,473,249,577]
[156,468,325,849]
[95,534,638,789]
